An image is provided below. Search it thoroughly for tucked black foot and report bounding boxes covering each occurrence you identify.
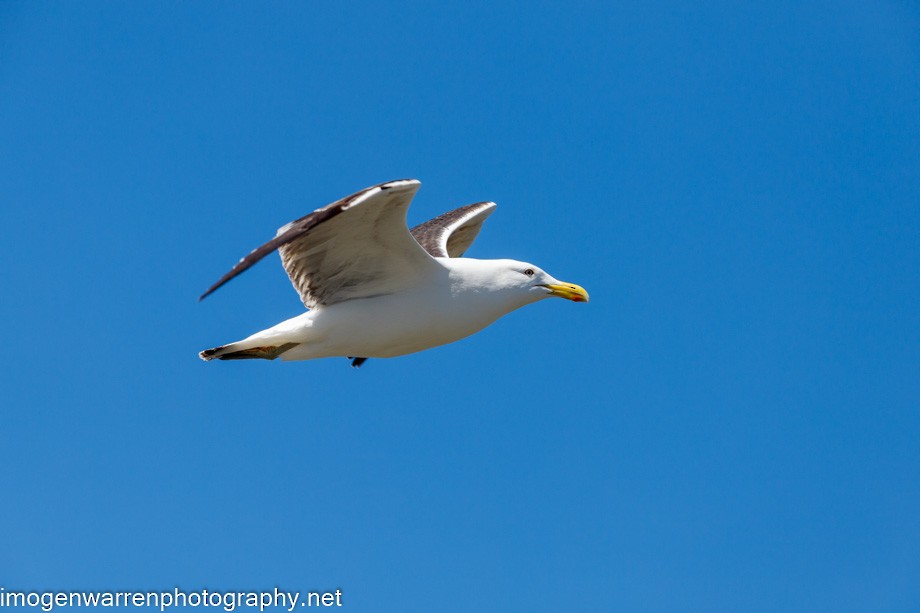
[349,357,368,368]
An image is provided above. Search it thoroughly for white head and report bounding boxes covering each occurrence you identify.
[450,258,589,308]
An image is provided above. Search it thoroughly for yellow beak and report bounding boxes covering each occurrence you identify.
[541,282,590,303]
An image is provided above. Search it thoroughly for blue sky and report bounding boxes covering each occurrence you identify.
[2,2,919,611]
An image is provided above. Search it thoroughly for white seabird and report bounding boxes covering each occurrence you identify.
[199,179,588,366]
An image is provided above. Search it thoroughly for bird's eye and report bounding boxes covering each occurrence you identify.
[523,268,535,277]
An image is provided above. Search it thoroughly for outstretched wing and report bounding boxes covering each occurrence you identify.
[410,201,497,258]
[200,179,438,308]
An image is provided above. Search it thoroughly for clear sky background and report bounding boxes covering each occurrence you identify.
[2,2,919,611]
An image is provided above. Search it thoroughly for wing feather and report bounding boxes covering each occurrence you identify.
[410,201,497,258]
[200,179,437,307]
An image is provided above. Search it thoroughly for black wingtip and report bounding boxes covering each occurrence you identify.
[198,281,223,302]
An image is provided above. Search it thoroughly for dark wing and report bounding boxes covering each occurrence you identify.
[410,201,497,258]
[200,179,438,307]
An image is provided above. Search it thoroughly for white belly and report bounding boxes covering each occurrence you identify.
[279,285,516,360]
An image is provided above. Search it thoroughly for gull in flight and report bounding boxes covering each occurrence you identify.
[199,179,588,366]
